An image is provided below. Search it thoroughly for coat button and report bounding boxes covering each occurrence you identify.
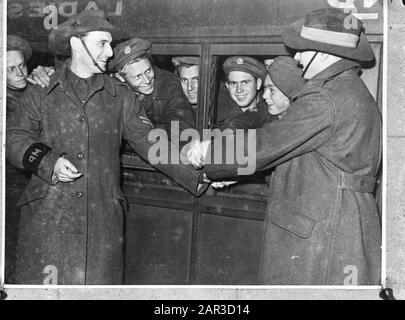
[81,99,86,104]
[76,192,83,198]
[78,115,85,122]
[77,152,84,159]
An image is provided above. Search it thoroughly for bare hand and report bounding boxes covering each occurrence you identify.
[211,181,238,189]
[181,139,211,169]
[52,157,82,183]
[27,65,55,88]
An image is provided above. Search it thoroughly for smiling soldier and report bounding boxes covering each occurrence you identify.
[6,10,206,285]
[109,38,194,135]
[262,56,306,119]
[216,56,272,130]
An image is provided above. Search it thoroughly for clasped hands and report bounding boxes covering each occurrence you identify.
[182,139,237,190]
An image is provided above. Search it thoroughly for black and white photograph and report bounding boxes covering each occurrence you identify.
[0,0,403,301]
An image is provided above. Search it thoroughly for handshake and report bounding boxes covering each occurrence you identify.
[182,139,237,189]
[182,139,211,169]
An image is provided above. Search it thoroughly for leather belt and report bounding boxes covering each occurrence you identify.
[337,171,376,193]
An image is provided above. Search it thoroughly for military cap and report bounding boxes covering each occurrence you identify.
[282,8,374,62]
[108,38,152,72]
[171,56,200,67]
[49,9,119,56]
[268,56,306,98]
[223,56,267,81]
[7,35,32,61]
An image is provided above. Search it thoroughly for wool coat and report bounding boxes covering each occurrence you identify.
[136,66,194,133]
[5,88,30,283]
[204,59,382,285]
[6,61,205,285]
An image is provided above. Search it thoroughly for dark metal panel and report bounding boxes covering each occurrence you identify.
[150,44,201,55]
[124,204,193,284]
[200,193,267,221]
[7,0,383,50]
[195,213,264,284]
[211,43,290,55]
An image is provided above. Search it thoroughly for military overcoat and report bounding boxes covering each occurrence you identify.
[204,59,382,285]
[5,88,30,283]
[215,83,273,130]
[6,61,204,285]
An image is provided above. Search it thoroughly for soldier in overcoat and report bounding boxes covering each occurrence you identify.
[109,38,193,135]
[5,35,33,282]
[191,8,382,285]
[6,10,206,285]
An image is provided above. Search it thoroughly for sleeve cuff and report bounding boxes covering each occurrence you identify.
[37,149,64,185]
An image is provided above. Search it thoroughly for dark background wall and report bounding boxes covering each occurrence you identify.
[7,0,383,50]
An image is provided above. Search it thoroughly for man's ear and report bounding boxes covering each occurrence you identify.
[256,78,262,90]
[114,72,126,83]
[225,82,230,91]
[70,36,82,53]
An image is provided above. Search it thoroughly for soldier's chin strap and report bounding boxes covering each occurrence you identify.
[79,37,105,73]
[301,51,319,78]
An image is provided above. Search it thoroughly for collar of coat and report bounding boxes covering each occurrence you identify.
[311,58,361,82]
[46,59,116,97]
[288,59,360,101]
[7,87,25,100]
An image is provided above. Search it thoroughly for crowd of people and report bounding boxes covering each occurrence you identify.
[5,7,381,285]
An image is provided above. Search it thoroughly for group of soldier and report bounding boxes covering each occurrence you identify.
[5,7,381,286]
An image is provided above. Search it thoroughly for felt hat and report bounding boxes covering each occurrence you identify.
[282,8,374,62]
[49,9,119,56]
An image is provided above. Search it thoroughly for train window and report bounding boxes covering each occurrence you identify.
[198,41,383,208]
[205,54,280,197]
[202,47,292,198]
[121,47,201,189]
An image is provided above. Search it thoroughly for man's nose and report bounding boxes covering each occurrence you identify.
[263,88,270,100]
[105,44,113,58]
[142,73,151,84]
[187,80,194,91]
[266,94,274,105]
[16,66,24,77]
[236,83,243,93]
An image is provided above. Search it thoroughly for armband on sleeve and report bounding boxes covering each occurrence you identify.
[22,142,52,174]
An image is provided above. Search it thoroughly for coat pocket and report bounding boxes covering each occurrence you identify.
[268,200,317,239]
[17,176,50,206]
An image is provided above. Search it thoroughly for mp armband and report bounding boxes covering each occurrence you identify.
[22,142,52,174]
